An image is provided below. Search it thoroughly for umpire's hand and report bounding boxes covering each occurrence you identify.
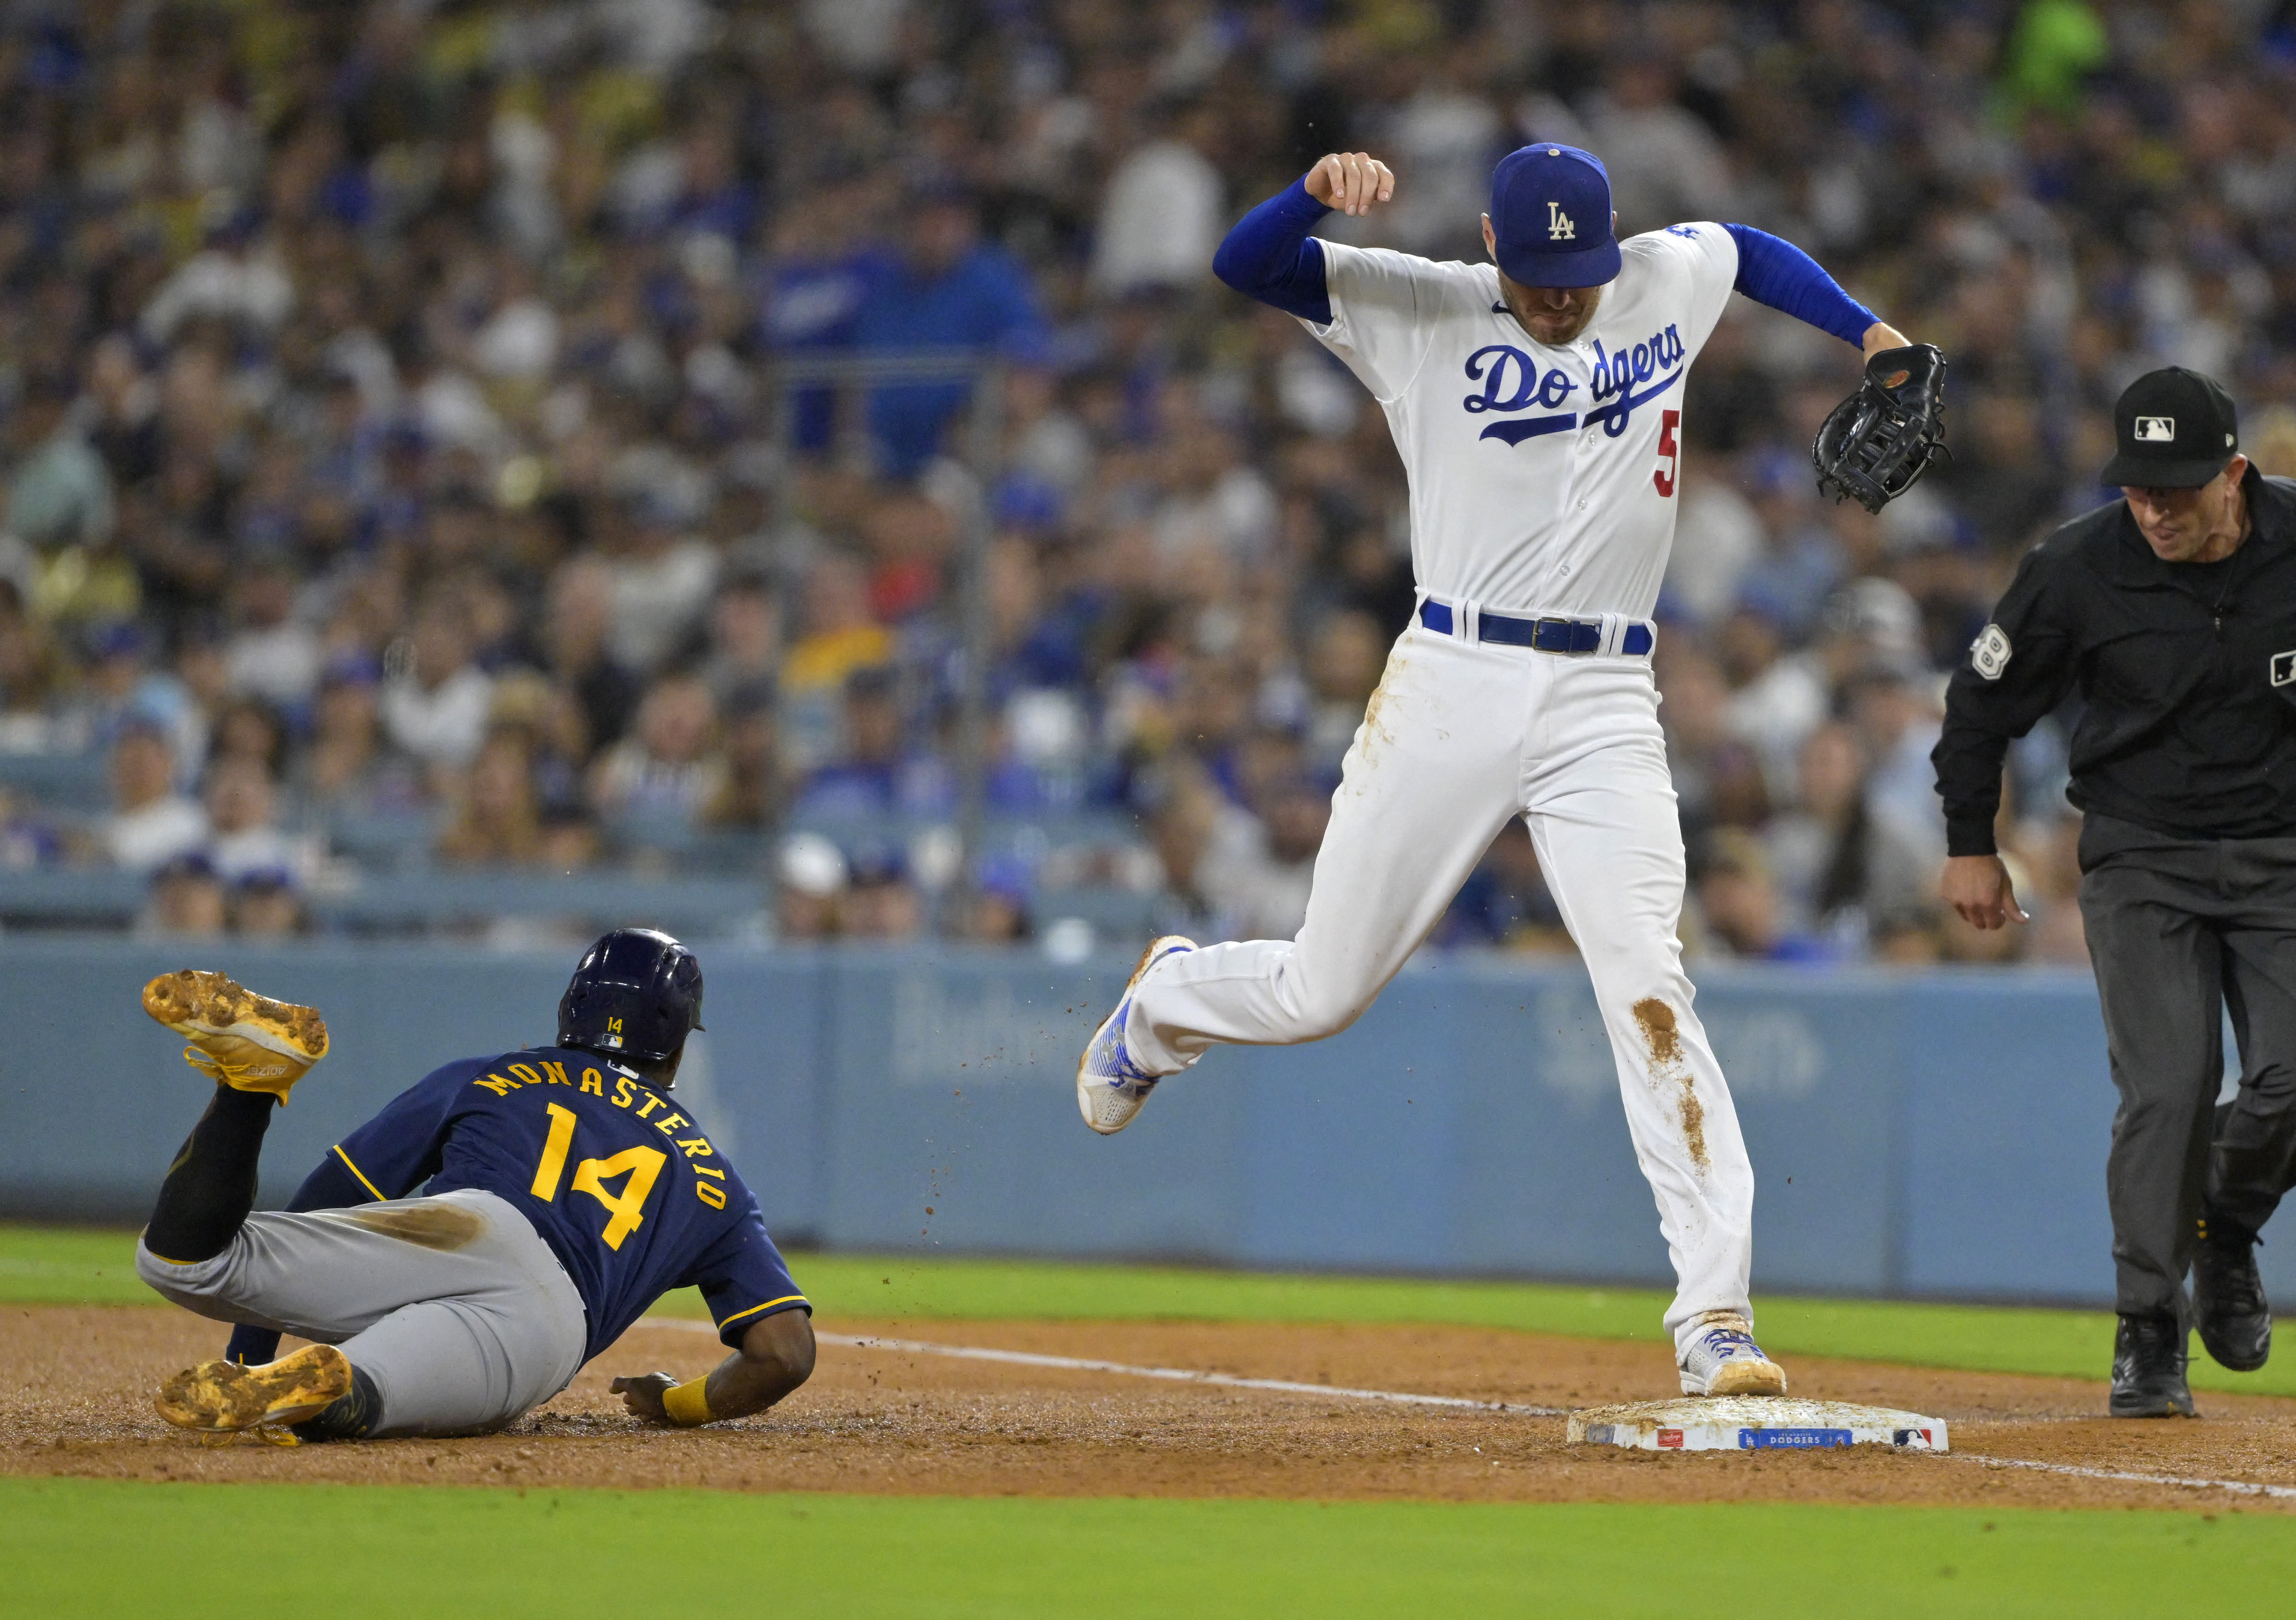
[1305,151,1395,217]
[1940,854,2029,930]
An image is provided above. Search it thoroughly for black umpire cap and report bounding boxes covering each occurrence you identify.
[2101,367,2241,488]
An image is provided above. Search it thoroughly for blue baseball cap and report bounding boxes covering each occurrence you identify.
[1489,145,1621,288]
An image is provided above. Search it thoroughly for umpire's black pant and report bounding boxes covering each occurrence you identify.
[2080,813,2296,1321]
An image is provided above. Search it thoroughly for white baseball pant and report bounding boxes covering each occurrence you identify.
[1125,625,1755,1355]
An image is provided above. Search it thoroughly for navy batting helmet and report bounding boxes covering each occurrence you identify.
[557,928,705,1068]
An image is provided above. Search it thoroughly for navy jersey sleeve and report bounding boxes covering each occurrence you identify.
[326,1061,477,1201]
[681,1195,809,1350]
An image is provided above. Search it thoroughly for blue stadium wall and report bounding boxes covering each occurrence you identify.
[2,938,2270,1307]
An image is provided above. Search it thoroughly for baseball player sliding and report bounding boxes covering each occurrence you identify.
[134,930,812,1439]
[1079,144,1925,1397]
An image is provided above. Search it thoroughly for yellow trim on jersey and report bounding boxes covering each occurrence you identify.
[718,1294,809,1330]
[334,1145,386,1202]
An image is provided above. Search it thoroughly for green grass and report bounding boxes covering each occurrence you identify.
[12,1223,2286,1396]
[6,1478,2294,1619]
[0,1223,155,1305]
[3,1478,2290,1619]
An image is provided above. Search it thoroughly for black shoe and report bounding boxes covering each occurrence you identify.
[2109,1312,2195,1417]
[2193,1221,2272,1372]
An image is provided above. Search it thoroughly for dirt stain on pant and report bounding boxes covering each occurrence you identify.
[1354,656,1403,778]
[1631,997,1708,1175]
[332,1204,484,1252]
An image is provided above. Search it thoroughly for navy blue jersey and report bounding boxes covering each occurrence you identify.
[322,1047,806,1361]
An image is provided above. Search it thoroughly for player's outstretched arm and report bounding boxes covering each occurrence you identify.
[611,1307,816,1426]
[1210,152,1396,323]
[1722,223,1907,353]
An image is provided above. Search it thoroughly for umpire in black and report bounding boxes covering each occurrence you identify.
[1935,367,2296,1418]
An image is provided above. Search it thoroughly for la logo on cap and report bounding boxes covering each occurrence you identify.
[1547,200,1574,240]
[2134,416,2176,441]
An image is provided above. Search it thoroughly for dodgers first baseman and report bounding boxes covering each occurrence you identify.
[1077,144,1912,1397]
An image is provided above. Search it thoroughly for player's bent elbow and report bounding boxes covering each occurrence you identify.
[1210,235,1253,296]
[741,1308,816,1395]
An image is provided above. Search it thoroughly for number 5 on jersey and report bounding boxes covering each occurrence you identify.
[1653,408,1680,497]
[530,1102,666,1249]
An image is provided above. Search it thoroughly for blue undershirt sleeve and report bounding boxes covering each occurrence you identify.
[1212,178,1334,325]
[1722,224,1877,349]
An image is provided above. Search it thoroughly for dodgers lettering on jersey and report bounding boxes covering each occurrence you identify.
[1306,222,1740,617]
[326,1047,806,1361]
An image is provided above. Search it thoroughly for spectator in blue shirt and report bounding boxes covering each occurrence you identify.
[793,665,952,821]
[851,190,1047,479]
[759,191,880,457]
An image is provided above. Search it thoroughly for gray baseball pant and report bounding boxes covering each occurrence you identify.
[2079,812,2296,1321]
[136,1188,588,1438]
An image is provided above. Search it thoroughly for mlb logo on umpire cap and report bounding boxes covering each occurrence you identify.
[1489,145,1620,288]
[2272,650,2296,688]
[2102,368,2240,488]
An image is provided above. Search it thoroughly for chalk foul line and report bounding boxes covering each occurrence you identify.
[639,1317,2296,1501]
[641,1317,1559,1414]
[1954,1452,2296,1501]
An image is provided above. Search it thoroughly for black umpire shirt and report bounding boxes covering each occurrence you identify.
[1934,465,2296,857]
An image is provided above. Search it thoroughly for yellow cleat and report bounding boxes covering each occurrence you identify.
[156,1343,353,1433]
[142,970,329,1103]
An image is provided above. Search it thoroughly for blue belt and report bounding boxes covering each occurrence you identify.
[1417,599,1654,657]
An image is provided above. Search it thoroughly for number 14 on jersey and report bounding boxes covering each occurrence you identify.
[530,1102,666,1250]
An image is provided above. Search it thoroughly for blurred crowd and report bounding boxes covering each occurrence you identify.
[0,0,2290,957]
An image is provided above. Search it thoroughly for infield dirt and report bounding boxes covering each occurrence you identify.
[7,1305,2295,1512]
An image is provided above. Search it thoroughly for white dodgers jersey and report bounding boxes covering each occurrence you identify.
[1306,224,1741,618]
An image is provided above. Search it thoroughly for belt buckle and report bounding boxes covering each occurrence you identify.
[1535,616,1591,655]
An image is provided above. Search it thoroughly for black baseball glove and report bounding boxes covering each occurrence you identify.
[1812,343,1948,513]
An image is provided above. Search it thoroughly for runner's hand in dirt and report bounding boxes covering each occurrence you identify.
[610,1371,679,1421]
[611,1311,817,1425]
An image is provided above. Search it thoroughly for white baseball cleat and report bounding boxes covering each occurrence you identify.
[1678,1311,1788,1397]
[1075,936,1196,1135]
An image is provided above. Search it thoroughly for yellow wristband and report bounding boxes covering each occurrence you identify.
[661,1377,713,1427]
